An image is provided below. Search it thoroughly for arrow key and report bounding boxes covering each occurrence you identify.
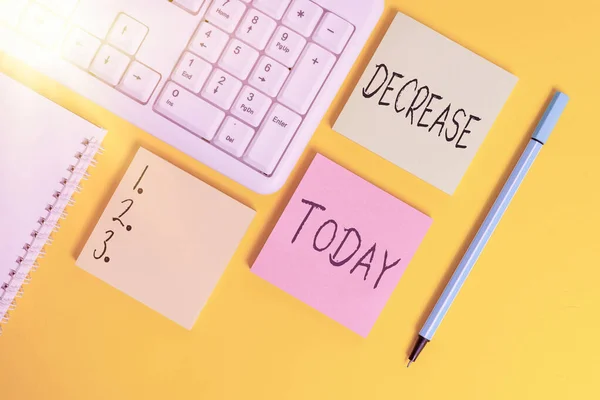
[106,13,148,55]
[248,56,289,97]
[235,8,276,50]
[118,61,161,104]
[62,27,101,69]
[201,69,242,110]
[189,22,229,63]
[90,44,131,86]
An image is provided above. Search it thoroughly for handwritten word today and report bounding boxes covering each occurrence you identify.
[291,199,401,289]
[362,63,482,149]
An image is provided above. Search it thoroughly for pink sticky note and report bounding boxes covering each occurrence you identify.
[252,155,432,336]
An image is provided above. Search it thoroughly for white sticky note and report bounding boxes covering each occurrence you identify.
[334,13,518,194]
[77,148,255,329]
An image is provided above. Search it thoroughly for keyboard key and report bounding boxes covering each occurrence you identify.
[278,43,335,114]
[313,12,354,54]
[172,52,212,93]
[106,13,148,55]
[265,26,306,67]
[118,61,161,103]
[244,104,301,174]
[206,0,246,33]
[155,82,225,140]
[248,56,289,96]
[62,27,101,69]
[173,0,205,13]
[214,117,255,157]
[18,3,66,47]
[282,0,323,37]
[236,8,276,50]
[253,0,292,20]
[201,69,242,109]
[89,45,131,86]
[189,22,229,63]
[36,0,79,18]
[231,86,272,127]
[219,39,259,80]
[0,0,28,27]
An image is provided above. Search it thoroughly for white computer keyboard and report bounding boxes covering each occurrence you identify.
[0,0,383,193]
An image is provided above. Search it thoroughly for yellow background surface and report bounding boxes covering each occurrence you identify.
[1,0,598,398]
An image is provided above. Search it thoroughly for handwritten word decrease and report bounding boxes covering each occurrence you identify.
[362,64,481,150]
[252,155,431,336]
[333,13,517,194]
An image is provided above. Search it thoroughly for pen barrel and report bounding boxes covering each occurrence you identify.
[420,140,543,340]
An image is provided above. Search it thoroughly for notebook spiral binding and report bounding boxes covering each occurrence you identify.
[0,138,104,335]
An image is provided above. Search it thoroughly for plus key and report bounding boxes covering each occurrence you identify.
[278,43,336,114]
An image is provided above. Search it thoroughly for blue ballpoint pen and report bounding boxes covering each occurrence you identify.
[407,92,569,367]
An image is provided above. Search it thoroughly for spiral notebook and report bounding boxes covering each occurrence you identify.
[0,72,106,335]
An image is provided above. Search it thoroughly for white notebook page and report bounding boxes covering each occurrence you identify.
[0,72,106,290]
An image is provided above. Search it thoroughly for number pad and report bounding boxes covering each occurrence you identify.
[231,86,272,127]
[248,56,289,97]
[156,2,352,176]
[201,69,242,109]
[172,52,213,93]
[219,39,259,80]
[236,9,276,50]
[189,22,229,63]
[265,26,306,67]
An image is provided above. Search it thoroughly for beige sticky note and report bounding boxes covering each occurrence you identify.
[77,148,254,329]
[334,13,518,194]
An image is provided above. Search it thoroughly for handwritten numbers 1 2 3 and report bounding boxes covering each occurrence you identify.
[93,165,148,264]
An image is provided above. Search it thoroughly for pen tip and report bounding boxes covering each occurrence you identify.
[407,360,412,368]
